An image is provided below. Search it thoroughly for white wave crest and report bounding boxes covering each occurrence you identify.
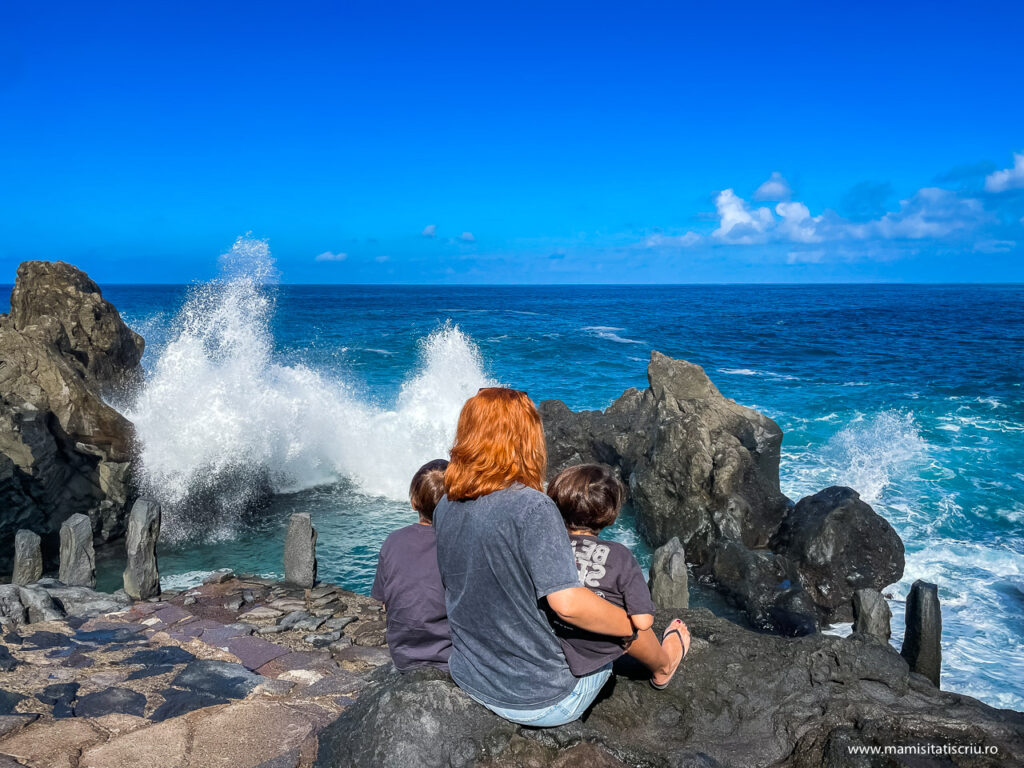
[127,236,493,539]
[583,326,643,345]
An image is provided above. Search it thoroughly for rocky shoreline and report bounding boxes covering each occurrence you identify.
[2,260,1023,766]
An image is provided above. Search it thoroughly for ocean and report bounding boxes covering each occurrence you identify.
[6,261,1022,711]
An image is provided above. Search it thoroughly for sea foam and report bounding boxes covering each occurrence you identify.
[126,237,493,540]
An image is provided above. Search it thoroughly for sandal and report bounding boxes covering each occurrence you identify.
[650,619,690,690]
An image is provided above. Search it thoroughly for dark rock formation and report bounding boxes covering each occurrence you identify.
[771,486,905,622]
[316,609,1024,768]
[852,588,892,642]
[284,513,317,588]
[648,537,689,611]
[901,580,942,687]
[0,261,144,575]
[30,578,130,617]
[58,513,95,587]
[123,498,161,599]
[540,353,905,634]
[11,529,41,585]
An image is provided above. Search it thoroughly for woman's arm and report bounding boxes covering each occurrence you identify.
[547,587,633,637]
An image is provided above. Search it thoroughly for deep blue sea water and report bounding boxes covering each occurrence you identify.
[6,274,1022,709]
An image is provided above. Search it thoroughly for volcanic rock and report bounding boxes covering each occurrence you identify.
[901,580,942,687]
[11,529,42,585]
[315,609,1024,768]
[58,513,96,587]
[0,261,143,575]
[852,588,892,642]
[648,536,689,611]
[123,498,161,600]
[284,513,317,588]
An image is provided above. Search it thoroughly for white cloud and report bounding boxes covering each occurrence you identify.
[422,224,437,237]
[860,188,987,239]
[315,251,347,262]
[985,153,1024,193]
[459,232,475,242]
[711,189,774,243]
[775,201,824,243]
[753,172,792,201]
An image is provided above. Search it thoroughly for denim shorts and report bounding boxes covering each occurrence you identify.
[468,664,613,727]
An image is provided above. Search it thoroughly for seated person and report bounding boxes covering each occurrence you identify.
[546,463,690,689]
[371,459,452,672]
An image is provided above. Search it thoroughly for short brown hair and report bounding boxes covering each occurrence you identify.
[410,459,450,521]
[445,388,547,502]
[546,464,625,534]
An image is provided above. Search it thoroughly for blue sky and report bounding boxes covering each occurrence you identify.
[1,1,1022,284]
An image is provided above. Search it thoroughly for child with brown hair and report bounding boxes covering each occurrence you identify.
[371,458,452,672]
[547,463,690,689]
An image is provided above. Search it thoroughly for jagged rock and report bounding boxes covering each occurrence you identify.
[122,499,161,600]
[316,609,1024,768]
[771,486,905,622]
[648,537,689,611]
[32,578,131,617]
[16,585,65,623]
[0,585,27,627]
[0,261,144,575]
[58,513,95,587]
[11,529,42,585]
[901,580,942,687]
[852,588,892,642]
[171,660,266,699]
[708,541,819,636]
[540,353,906,634]
[284,513,317,588]
[204,568,235,584]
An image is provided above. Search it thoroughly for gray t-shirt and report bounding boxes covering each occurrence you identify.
[553,533,658,676]
[371,523,452,672]
[434,484,582,709]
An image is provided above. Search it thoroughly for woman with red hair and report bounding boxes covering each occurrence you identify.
[434,387,634,726]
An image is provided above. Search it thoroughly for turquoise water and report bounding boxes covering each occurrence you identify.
[10,267,1021,710]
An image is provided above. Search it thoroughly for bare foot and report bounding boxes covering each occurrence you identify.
[651,619,690,689]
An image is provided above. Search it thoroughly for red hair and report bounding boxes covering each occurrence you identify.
[445,388,547,501]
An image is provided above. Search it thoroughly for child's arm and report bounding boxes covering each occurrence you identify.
[630,613,654,631]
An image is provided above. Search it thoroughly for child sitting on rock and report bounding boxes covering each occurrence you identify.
[547,463,690,689]
[371,459,452,672]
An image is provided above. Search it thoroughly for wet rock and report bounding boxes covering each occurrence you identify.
[771,486,905,622]
[12,529,42,585]
[901,580,942,687]
[171,659,266,699]
[284,513,318,588]
[58,513,96,587]
[316,610,1024,768]
[0,261,143,575]
[74,687,147,718]
[852,588,891,642]
[123,499,161,600]
[648,536,689,611]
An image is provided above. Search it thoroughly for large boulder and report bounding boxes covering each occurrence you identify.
[0,261,143,574]
[540,353,905,634]
[316,609,1024,767]
[771,486,905,622]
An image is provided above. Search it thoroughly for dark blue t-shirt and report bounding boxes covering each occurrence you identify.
[371,523,452,672]
[552,534,658,676]
[434,484,582,710]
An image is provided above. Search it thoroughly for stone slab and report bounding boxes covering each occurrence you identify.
[223,636,290,671]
